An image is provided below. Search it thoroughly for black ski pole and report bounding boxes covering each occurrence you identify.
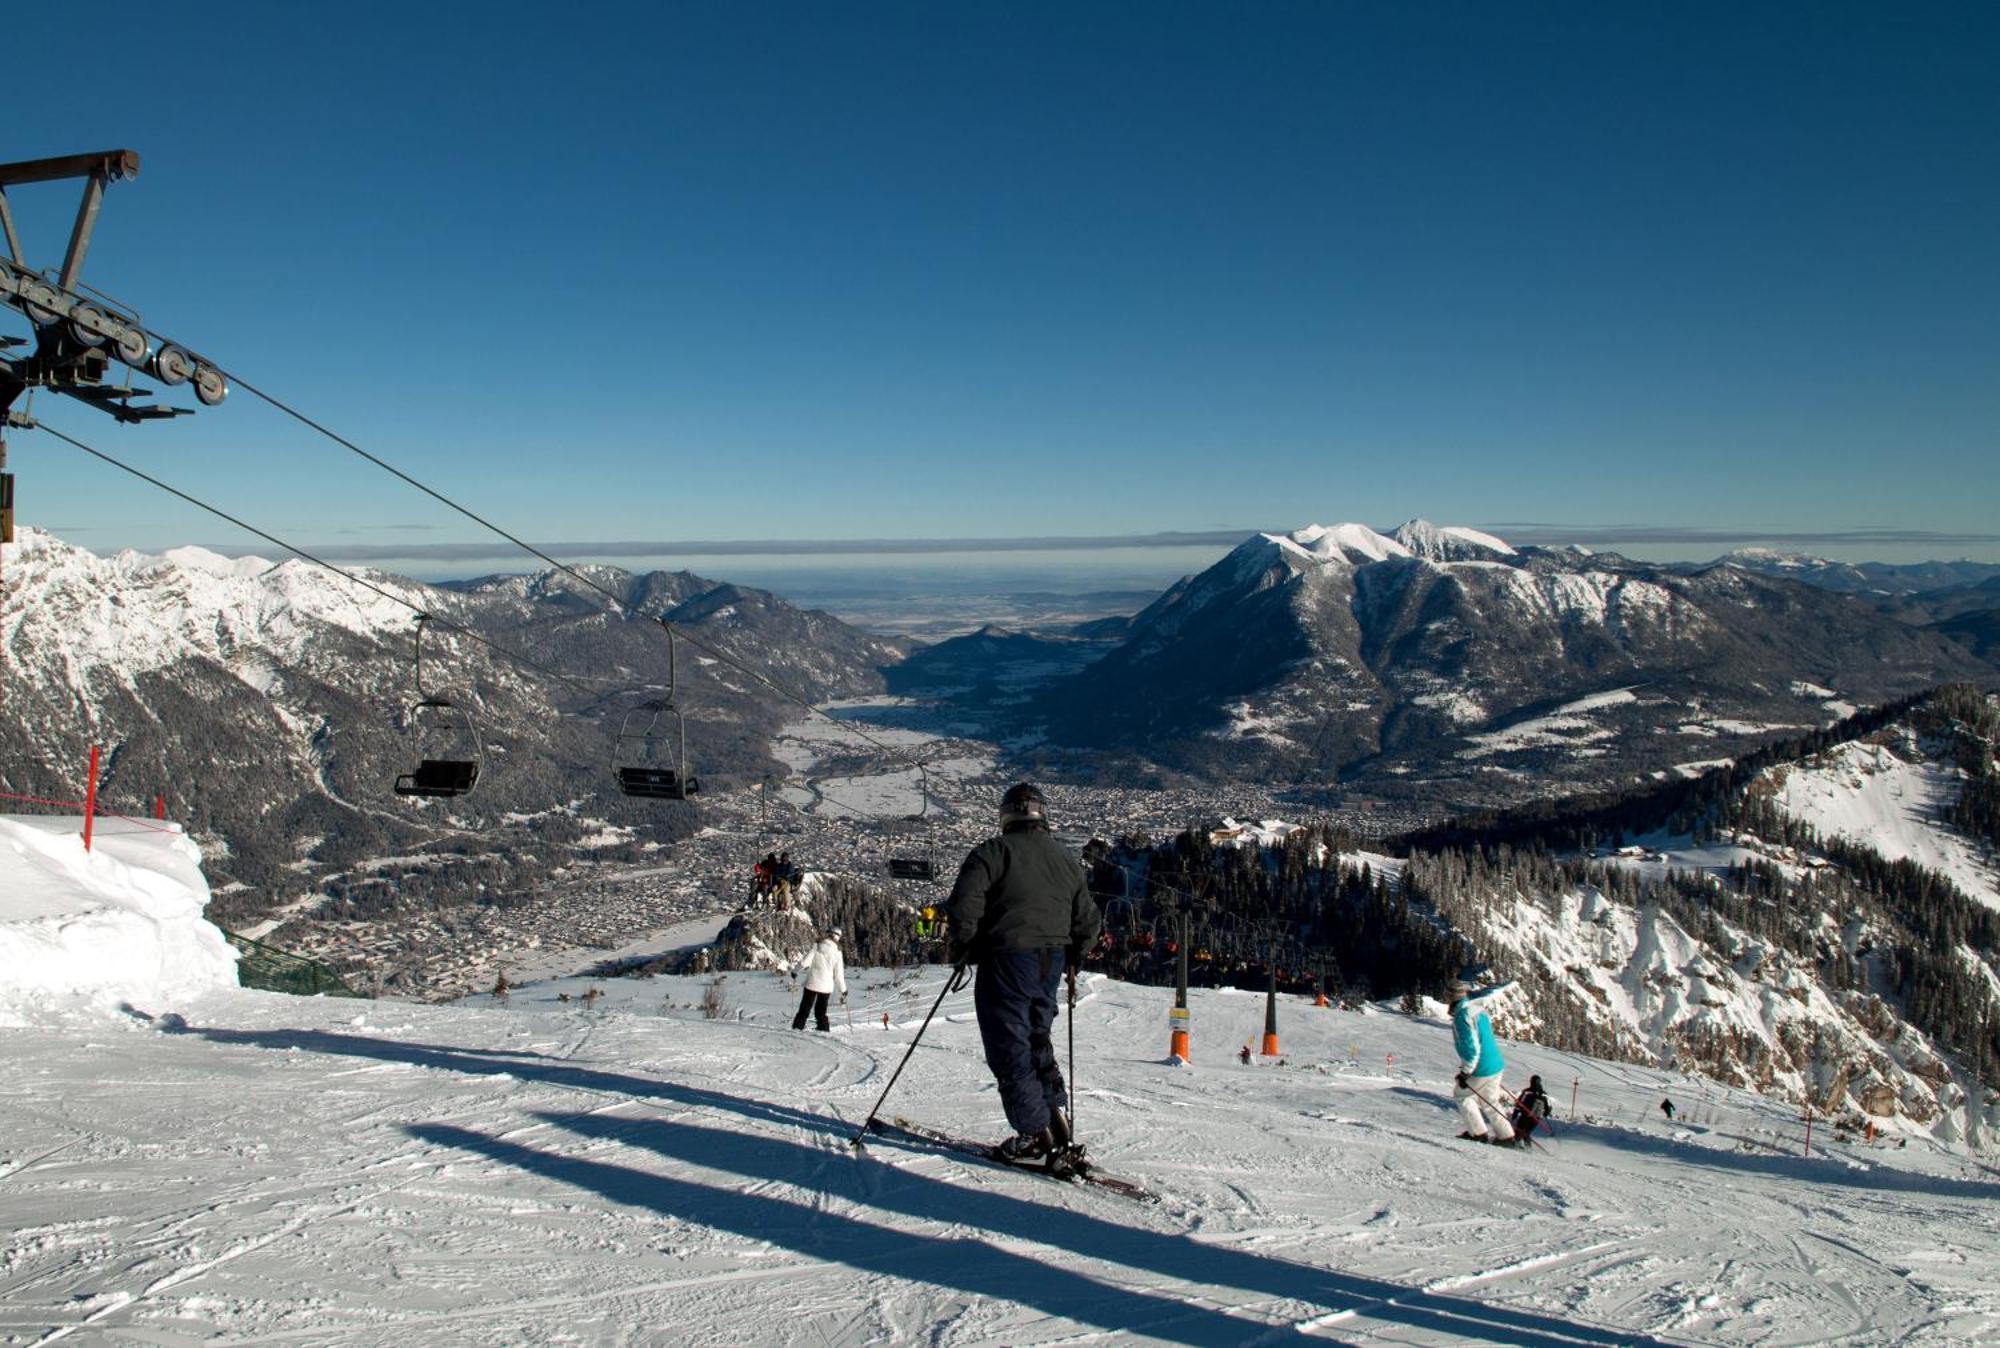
[1066,965,1078,1142]
[852,962,968,1147]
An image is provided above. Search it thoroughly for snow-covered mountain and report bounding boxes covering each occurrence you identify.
[0,528,901,926]
[1024,520,1990,796]
[1717,549,2000,595]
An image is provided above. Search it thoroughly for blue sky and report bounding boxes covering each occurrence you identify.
[4,1,1996,574]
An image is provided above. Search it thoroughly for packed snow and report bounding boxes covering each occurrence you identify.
[0,816,235,1027]
[3,812,1999,1344]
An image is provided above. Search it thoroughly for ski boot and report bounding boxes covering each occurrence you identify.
[1045,1113,1088,1179]
[992,1128,1053,1165]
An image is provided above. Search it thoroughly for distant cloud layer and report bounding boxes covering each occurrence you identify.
[1486,524,2000,549]
[192,523,2000,564]
[253,531,1257,563]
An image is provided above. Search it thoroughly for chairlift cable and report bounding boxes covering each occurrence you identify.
[34,420,604,700]
[218,368,958,805]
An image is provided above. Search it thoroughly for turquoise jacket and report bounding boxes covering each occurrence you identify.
[1451,986,1507,1077]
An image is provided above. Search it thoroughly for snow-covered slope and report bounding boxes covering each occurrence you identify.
[4,835,1998,1343]
[1766,729,2000,912]
[5,974,1998,1341]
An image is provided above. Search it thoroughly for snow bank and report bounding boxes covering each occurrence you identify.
[0,814,236,1024]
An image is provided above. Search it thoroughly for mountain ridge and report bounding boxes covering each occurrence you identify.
[1015,520,1993,798]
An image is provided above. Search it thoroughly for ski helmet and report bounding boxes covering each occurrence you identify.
[999,782,1048,827]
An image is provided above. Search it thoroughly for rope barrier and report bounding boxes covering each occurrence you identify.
[0,790,87,808]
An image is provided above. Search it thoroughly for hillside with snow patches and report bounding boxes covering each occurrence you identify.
[4,815,1999,1345]
[1439,846,1993,1144]
[0,527,898,931]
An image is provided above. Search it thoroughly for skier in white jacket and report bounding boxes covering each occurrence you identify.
[791,927,847,1032]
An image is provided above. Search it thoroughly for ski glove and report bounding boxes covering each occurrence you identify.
[1454,1071,1469,1089]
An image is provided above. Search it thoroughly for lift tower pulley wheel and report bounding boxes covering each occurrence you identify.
[0,149,226,427]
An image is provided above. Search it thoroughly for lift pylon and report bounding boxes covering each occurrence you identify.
[0,149,227,429]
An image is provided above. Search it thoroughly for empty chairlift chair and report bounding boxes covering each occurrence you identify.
[885,762,938,882]
[393,616,484,799]
[614,698,698,799]
[612,621,699,800]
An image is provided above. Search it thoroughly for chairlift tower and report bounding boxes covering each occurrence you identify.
[1,149,231,709]
[0,149,229,590]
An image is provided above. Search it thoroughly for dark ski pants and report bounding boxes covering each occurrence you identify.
[973,949,1067,1136]
[792,989,831,1031]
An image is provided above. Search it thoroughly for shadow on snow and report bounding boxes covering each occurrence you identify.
[189,1023,1665,1346]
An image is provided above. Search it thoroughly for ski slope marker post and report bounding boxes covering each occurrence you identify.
[1169,910,1191,1062]
[1261,960,1280,1056]
[82,744,100,852]
[154,793,165,820]
[1570,1077,1580,1121]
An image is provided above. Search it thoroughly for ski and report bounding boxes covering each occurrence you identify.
[864,1115,1159,1204]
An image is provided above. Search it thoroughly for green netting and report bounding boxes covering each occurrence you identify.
[222,930,365,998]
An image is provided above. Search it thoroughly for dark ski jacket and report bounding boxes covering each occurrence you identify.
[946,823,1099,962]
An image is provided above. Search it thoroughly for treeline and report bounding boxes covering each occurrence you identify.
[1389,686,1958,855]
[1077,825,1465,999]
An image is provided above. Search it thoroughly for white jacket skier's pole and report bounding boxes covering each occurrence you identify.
[852,962,968,1147]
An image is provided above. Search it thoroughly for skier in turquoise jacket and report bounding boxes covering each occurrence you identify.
[1450,972,1517,1145]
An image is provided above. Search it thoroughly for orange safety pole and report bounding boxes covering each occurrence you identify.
[1260,965,1280,1056]
[1168,911,1191,1063]
[82,744,100,852]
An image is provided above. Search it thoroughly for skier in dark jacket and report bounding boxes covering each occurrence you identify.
[1510,1074,1551,1144]
[946,782,1100,1169]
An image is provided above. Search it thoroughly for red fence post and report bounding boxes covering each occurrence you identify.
[155,793,165,821]
[82,744,101,852]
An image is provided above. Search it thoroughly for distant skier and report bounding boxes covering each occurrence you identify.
[1510,1074,1552,1145]
[1448,972,1517,1146]
[945,783,1100,1169]
[1660,1097,1676,1122]
[791,927,846,1032]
